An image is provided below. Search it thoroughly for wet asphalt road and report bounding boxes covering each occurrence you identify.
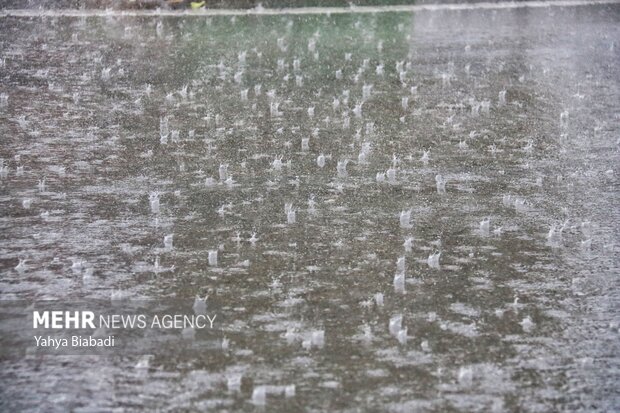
[0,2,619,412]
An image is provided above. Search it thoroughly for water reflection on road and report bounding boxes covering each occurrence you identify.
[0,3,618,412]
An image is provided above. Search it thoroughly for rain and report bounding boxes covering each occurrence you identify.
[0,0,619,411]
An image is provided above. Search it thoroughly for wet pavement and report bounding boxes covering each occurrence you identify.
[0,1,619,412]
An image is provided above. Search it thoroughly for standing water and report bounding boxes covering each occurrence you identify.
[0,1,619,412]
